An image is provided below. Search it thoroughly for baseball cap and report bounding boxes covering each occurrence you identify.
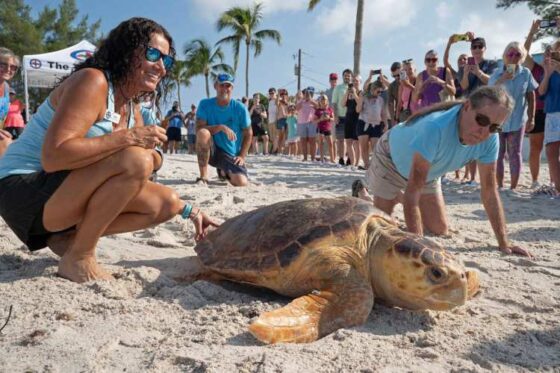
[329,73,338,80]
[216,73,235,85]
[470,37,486,48]
[9,88,16,95]
[304,86,315,94]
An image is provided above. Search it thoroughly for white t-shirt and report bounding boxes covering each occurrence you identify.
[268,100,277,123]
[358,96,384,124]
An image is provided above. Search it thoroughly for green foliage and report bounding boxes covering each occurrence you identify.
[496,0,560,39]
[216,2,281,96]
[0,0,101,106]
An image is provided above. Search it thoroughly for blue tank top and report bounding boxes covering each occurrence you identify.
[0,82,9,123]
[0,72,135,179]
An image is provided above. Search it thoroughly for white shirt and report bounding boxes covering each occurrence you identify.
[268,100,278,123]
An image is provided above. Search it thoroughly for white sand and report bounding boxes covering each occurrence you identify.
[0,154,558,372]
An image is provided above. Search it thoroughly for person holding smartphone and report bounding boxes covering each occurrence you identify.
[489,42,537,191]
[0,47,20,158]
[412,50,456,109]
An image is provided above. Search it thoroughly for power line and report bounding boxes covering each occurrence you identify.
[300,74,328,89]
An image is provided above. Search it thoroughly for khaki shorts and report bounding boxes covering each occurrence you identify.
[365,131,440,200]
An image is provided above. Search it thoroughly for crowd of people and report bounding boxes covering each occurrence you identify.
[0,16,559,282]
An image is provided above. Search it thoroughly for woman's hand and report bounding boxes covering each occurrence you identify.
[128,126,167,149]
[190,208,220,241]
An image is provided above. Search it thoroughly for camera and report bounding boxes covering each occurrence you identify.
[371,69,381,75]
[540,20,558,29]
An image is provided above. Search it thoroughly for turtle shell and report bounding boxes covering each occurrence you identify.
[194,196,380,272]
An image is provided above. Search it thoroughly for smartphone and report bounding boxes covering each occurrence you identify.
[348,83,354,89]
[551,51,560,62]
[467,57,476,65]
[540,19,558,29]
[399,70,407,80]
[371,69,381,75]
[506,64,516,74]
[455,33,470,42]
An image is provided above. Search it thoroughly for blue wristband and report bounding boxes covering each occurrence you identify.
[181,204,193,219]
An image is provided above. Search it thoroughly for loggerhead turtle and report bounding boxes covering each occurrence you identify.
[193,197,479,344]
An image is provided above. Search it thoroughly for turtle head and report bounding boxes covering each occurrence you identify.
[372,235,475,311]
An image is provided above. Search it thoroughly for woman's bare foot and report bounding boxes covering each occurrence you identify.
[47,230,76,257]
[58,253,113,283]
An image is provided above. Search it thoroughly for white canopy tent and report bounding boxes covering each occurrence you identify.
[21,40,96,121]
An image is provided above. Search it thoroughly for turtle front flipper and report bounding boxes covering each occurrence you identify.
[466,270,480,299]
[248,274,373,344]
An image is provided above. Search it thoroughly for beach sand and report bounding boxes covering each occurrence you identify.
[0,154,558,372]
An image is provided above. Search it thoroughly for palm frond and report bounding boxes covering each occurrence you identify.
[308,0,321,11]
[253,29,281,45]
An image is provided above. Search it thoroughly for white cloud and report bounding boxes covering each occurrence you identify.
[190,0,306,20]
[313,0,417,42]
[436,2,452,20]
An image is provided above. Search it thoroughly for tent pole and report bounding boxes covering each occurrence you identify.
[23,65,29,123]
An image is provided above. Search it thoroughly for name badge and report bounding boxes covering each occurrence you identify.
[103,110,121,123]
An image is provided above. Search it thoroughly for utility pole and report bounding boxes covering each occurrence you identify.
[297,49,301,92]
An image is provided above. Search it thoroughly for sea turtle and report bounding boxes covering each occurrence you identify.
[193,197,479,344]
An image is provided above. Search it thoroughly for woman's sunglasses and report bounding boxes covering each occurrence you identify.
[145,46,174,70]
[0,62,19,73]
[425,57,438,63]
[506,51,521,59]
[475,113,502,133]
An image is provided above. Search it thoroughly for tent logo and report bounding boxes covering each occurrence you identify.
[29,59,42,69]
[70,49,94,61]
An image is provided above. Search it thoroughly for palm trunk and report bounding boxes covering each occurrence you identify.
[176,79,182,108]
[245,40,250,97]
[353,0,364,76]
[205,73,210,98]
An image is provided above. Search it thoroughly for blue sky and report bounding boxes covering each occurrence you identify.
[29,0,544,109]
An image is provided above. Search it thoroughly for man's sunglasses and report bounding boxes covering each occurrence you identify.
[392,74,400,78]
[475,113,502,133]
[0,62,19,73]
[145,46,174,70]
[471,44,484,50]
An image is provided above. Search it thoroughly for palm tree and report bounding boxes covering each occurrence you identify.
[167,60,191,108]
[308,0,364,76]
[216,2,282,96]
[184,39,234,98]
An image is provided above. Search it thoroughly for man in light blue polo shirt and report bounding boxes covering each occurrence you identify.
[363,85,533,258]
[195,73,252,186]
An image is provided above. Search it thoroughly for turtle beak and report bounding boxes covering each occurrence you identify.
[427,276,468,310]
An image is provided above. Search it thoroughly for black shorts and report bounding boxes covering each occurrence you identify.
[251,123,268,138]
[4,127,24,140]
[356,120,384,138]
[527,109,545,135]
[344,113,359,140]
[166,127,182,141]
[318,129,332,136]
[0,170,71,251]
[210,146,248,178]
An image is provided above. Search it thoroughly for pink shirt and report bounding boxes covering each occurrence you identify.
[296,100,315,124]
[5,100,25,128]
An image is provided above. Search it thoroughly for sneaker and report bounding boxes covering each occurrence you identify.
[346,158,351,166]
[358,165,366,171]
[338,158,345,166]
[530,180,541,189]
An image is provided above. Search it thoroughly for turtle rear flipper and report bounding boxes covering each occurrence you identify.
[248,274,373,344]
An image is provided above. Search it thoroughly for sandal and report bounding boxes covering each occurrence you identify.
[531,185,559,197]
[352,179,367,198]
[195,177,209,185]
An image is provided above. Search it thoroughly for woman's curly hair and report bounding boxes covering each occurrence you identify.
[72,17,175,115]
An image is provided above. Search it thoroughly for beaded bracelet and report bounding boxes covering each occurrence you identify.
[181,204,193,219]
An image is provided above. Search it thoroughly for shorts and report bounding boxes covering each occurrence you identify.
[335,117,345,140]
[4,127,24,140]
[318,129,332,136]
[297,122,317,138]
[166,127,182,142]
[344,114,359,140]
[0,170,71,251]
[209,146,248,178]
[356,120,384,138]
[366,132,440,200]
[251,123,268,138]
[544,112,560,145]
[276,118,288,130]
[187,134,196,145]
[527,109,545,135]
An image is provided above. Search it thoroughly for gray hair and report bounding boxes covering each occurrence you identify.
[405,85,513,125]
[0,47,20,65]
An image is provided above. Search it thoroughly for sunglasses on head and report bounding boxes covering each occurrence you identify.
[471,44,484,50]
[0,62,19,72]
[475,113,502,133]
[145,46,174,70]
[507,51,521,58]
[425,57,438,63]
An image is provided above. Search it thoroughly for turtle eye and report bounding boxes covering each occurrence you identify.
[428,267,446,283]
